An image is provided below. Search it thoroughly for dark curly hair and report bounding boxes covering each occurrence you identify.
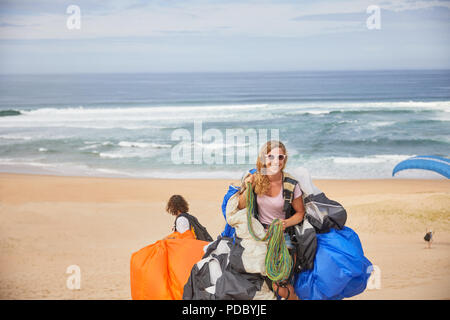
[166,195,189,216]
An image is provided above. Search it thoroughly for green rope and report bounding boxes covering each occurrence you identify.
[245,182,293,282]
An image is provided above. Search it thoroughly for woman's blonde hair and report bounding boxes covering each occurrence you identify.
[254,140,288,195]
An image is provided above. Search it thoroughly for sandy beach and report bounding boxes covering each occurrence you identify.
[0,173,449,300]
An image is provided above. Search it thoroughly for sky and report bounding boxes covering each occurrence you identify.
[0,0,449,74]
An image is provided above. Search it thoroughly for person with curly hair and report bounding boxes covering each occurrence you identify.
[166,194,213,242]
[237,140,305,300]
[166,194,191,234]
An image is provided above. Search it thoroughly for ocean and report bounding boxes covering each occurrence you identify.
[0,70,449,179]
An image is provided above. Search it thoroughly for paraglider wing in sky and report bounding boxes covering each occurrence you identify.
[392,155,450,179]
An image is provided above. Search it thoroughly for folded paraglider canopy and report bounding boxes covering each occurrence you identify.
[183,193,276,300]
[130,230,208,300]
[294,226,373,300]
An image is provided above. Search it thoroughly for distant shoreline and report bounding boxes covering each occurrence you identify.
[0,168,447,181]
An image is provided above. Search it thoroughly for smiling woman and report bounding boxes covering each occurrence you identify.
[236,140,306,299]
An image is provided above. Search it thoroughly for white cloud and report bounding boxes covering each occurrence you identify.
[382,0,450,12]
[4,0,448,40]
[1,0,449,73]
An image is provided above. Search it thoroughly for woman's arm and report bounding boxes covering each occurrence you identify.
[282,196,305,230]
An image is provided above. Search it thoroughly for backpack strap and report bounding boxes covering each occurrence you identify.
[282,172,298,218]
[177,212,213,241]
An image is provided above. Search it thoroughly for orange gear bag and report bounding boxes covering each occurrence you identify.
[130,230,208,300]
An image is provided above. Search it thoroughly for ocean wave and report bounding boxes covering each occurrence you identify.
[401,119,450,125]
[329,109,431,115]
[285,110,332,116]
[331,137,450,146]
[19,104,269,115]
[98,152,129,159]
[367,121,396,128]
[79,144,100,151]
[0,109,21,117]
[80,141,171,151]
[0,100,447,130]
[331,154,416,164]
[0,158,54,167]
[98,149,164,159]
[0,159,133,178]
[94,168,135,177]
[0,109,246,129]
[0,134,33,140]
[288,108,439,117]
[11,100,450,117]
[14,106,255,124]
[194,141,251,150]
[273,101,450,118]
[118,141,171,149]
[356,100,450,111]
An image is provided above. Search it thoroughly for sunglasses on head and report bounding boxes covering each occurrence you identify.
[266,154,286,161]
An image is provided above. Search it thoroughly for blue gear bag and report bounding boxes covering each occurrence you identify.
[294,226,373,300]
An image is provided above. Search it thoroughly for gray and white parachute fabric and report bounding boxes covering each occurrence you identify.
[182,186,276,300]
[290,167,348,272]
[291,170,373,300]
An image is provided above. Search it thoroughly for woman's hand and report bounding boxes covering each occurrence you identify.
[281,219,287,231]
[282,197,305,230]
[243,174,255,189]
[237,174,255,210]
[281,212,303,231]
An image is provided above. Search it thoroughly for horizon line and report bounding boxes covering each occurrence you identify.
[1,68,449,76]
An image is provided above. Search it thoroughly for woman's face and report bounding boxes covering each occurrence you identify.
[263,147,286,175]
